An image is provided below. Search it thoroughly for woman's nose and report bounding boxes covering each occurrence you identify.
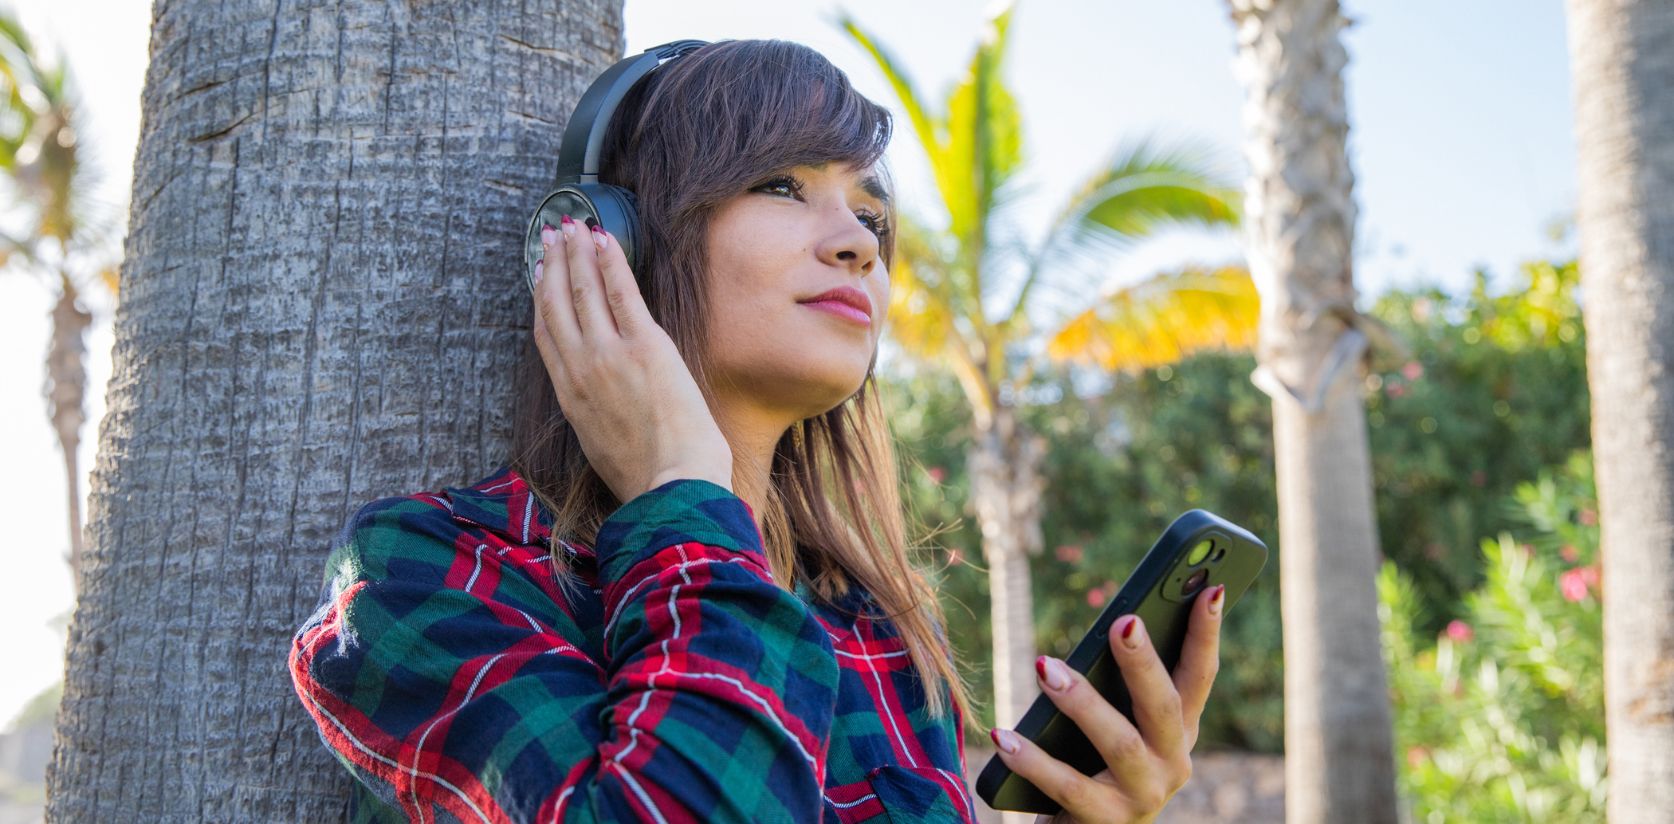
[822,209,879,273]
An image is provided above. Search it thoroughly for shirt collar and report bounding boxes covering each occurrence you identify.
[441,464,597,562]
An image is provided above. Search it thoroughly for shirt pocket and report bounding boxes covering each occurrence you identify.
[826,764,977,824]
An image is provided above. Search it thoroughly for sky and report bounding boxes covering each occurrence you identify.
[0,0,1577,725]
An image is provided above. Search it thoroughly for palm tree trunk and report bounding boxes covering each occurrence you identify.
[1226,1,1398,821]
[45,1,621,818]
[47,276,91,592]
[968,402,1046,824]
[1564,2,1674,820]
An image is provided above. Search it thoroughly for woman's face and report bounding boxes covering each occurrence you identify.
[701,160,893,422]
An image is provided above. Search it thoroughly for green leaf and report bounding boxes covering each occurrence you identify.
[943,0,1022,240]
[1048,137,1239,261]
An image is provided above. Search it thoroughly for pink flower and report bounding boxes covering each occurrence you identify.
[1560,567,1591,602]
[1560,545,1580,564]
[1087,580,1117,608]
[1054,544,1084,564]
[1386,383,1408,399]
[1407,746,1429,769]
[1579,564,1600,588]
[1444,620,1474,643]
[926,466,947,484]
[1402,361,1425,381]
[1579,507,1598,526]
[946,549,964,566]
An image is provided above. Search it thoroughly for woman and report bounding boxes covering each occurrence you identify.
[289,39,1223,823]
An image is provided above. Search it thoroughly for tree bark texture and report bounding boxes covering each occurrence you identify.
[47,1,622,819]
[1564,2,1674,820]
[1226,1,1399,821]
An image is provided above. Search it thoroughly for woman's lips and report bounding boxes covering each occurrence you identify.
[800,300,872,325]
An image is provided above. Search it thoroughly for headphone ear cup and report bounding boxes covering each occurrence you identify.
[525,186,589,293]
[583,183,642,274]
[523,183,643,291]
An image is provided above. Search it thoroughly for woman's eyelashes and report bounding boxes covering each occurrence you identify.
[753,175,891,240]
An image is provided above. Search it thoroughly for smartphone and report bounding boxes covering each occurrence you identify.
[974,509,1268,815]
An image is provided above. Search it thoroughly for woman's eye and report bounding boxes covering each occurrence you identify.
[857,211,892,239]
[754,176,802,198]
[755,175,891,238]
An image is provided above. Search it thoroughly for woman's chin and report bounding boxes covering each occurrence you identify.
[791,371,872,417]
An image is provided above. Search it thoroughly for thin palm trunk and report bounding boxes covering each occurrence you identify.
[970,404,1047,728]
[968,401,1046,824]
[47,275,90,592]
[1227,0,1398,820]
[1564,2,1674,820]
[46,1,620,817]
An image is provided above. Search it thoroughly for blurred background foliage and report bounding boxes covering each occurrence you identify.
[885,253,1590,757]
[1380,451,1605,822]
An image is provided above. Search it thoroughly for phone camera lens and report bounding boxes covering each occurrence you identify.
[1211,546,1226,563]
[1182,568,1209,597]
[1186,540,1213,566]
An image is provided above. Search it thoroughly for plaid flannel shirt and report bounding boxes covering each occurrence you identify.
[289,465,978,823]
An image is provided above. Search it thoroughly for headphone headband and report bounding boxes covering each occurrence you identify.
[553,39,711,186]
[526,39,709,290]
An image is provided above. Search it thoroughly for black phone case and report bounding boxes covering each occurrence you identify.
[974,509,1268,815]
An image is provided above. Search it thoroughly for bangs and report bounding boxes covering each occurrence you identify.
[725,47,893,183]
[634,39,895,214]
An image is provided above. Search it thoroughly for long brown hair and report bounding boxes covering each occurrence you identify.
[509,39,978,723]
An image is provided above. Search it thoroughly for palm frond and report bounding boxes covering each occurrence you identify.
[943,0,1023,239]
[1045,266,1260,372]
[1050,137,1240,256]
[1003,137,1241,329]
[832,10,944,173]
[887,254,956,358]
[0,9,112,270]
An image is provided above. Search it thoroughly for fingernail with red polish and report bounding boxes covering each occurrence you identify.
[990,728,1020,754]
[1118,615,1141,649]
[1036,656,1069,690]
[1209,584,1226,616]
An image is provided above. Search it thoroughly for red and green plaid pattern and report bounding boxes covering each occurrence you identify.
[289,465,976,823]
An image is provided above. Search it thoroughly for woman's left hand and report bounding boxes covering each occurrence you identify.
[989,583,1226,824]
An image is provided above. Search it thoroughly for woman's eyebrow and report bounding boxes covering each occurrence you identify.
[810,161,891,208]
[858,175,891,210]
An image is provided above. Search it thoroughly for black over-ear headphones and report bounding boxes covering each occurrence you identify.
[523,39,711,293]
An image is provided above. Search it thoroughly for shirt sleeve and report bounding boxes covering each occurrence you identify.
[288,478,840,823]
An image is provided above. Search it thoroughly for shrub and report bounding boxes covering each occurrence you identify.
[1380,452,1605,822]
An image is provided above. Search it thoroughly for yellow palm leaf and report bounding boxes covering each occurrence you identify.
[886,254,953,357]
[1046,266,1260,372]
[98,261,119,296]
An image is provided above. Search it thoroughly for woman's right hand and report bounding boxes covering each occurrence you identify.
[530,217,735,503]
